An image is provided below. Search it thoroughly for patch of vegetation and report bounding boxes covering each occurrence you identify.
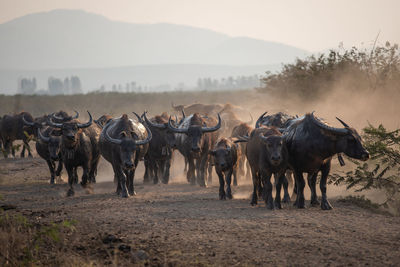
[337,196,391,215]
[259,42,400,100]
[330,124,400,215]
[0,210,78,266]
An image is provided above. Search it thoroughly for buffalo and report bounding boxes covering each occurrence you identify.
[36,127,64,184]
[33,111,80,184]
[240,127,289,209]
[168,113,221,186]
[99,113,152,198]
[284,112,369,209]
[231,122,253,181]
[255,111,296,129]
[47,111,101,196]
[171,103,224,116]
[94,114,113,128]
[0,112,41,158]
[143,112,176,184]
[209,137,240,200]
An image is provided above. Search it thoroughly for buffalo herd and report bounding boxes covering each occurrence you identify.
[0,103,369,210]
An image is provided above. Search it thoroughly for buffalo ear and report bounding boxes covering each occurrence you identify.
[209,150,216,156]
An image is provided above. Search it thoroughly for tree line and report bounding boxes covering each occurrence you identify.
[18,76,82,95]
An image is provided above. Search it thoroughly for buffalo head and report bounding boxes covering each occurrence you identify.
[104,112,152,170]
[37,127,62,161]
[47,111,93,146]
[168,113,221,155]
[259,134,285,166]
[310,113,369,161]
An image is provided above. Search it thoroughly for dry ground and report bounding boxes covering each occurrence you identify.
[0,155,399,266]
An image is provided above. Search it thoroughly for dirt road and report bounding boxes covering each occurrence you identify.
[0,157,399,266]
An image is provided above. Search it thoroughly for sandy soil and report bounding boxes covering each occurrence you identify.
[0,156,400,266]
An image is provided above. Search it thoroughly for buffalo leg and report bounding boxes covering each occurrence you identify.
[294,170,306,208]
[20,141,26,158]
[80,162,90,187]
[184,157,188,174]
[245,160,251,180]
[282,173,291,203]
[89,157,100,183]
[46,160,56,184]
[207,160,213,184]
[162,159,171,184]
[274,173,285,209]
[55,159,63,177]
[250,167,258,206]
[25,140,32,158]
[225,169,233,199]
[126,169,136,196]
[114,165,129,198]
[261,170,274,209]
[233,166,238,187]
[308,172,320,206]
[187,158,196,185]
[143,157,151,184]
[73,168,78,184]
[66,166,75,196]
[217,169,226,200]
[197,156,208,187]
[153,161,159,184]
[3,140,11,158]
[238,154,245,177]
[320,161,333,210]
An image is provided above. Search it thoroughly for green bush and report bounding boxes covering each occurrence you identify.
[259,42,400,100]
[0,210,77,266]
[330,124,400,214]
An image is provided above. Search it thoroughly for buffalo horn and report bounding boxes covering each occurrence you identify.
[201,113,222,133]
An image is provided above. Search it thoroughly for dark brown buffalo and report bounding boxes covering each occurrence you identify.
[254,112,296,202]
[24,111,80,184]
[143,112,176,184]
[99,113,151,198]
[47,111,101,196]
[242,127,289,209]
[255,111,296,129]
[231,122,253,180]
[210,138,240,200]
[284,113,369,210]
[220,110,253,137]
[171,103,224,116]
[51,110,79,123]
[94,114,113,128]
[36,127,64,184]
[168,113,221,186]
[0,111,38,158]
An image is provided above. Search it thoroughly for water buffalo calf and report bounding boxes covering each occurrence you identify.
[242,127,289,209]
[210,138,240,200]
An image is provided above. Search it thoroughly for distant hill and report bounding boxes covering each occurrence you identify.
[0,9,308,70]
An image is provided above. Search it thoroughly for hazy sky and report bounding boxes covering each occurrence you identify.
[0,0,399,51]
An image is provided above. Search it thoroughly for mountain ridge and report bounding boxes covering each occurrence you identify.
[0,9,308,70]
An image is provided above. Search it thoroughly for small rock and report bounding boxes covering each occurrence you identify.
[102,234,122,244]
[132,250,149,261]
[118,244,131,253]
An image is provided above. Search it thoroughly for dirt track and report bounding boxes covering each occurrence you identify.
[1,157,400,266]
